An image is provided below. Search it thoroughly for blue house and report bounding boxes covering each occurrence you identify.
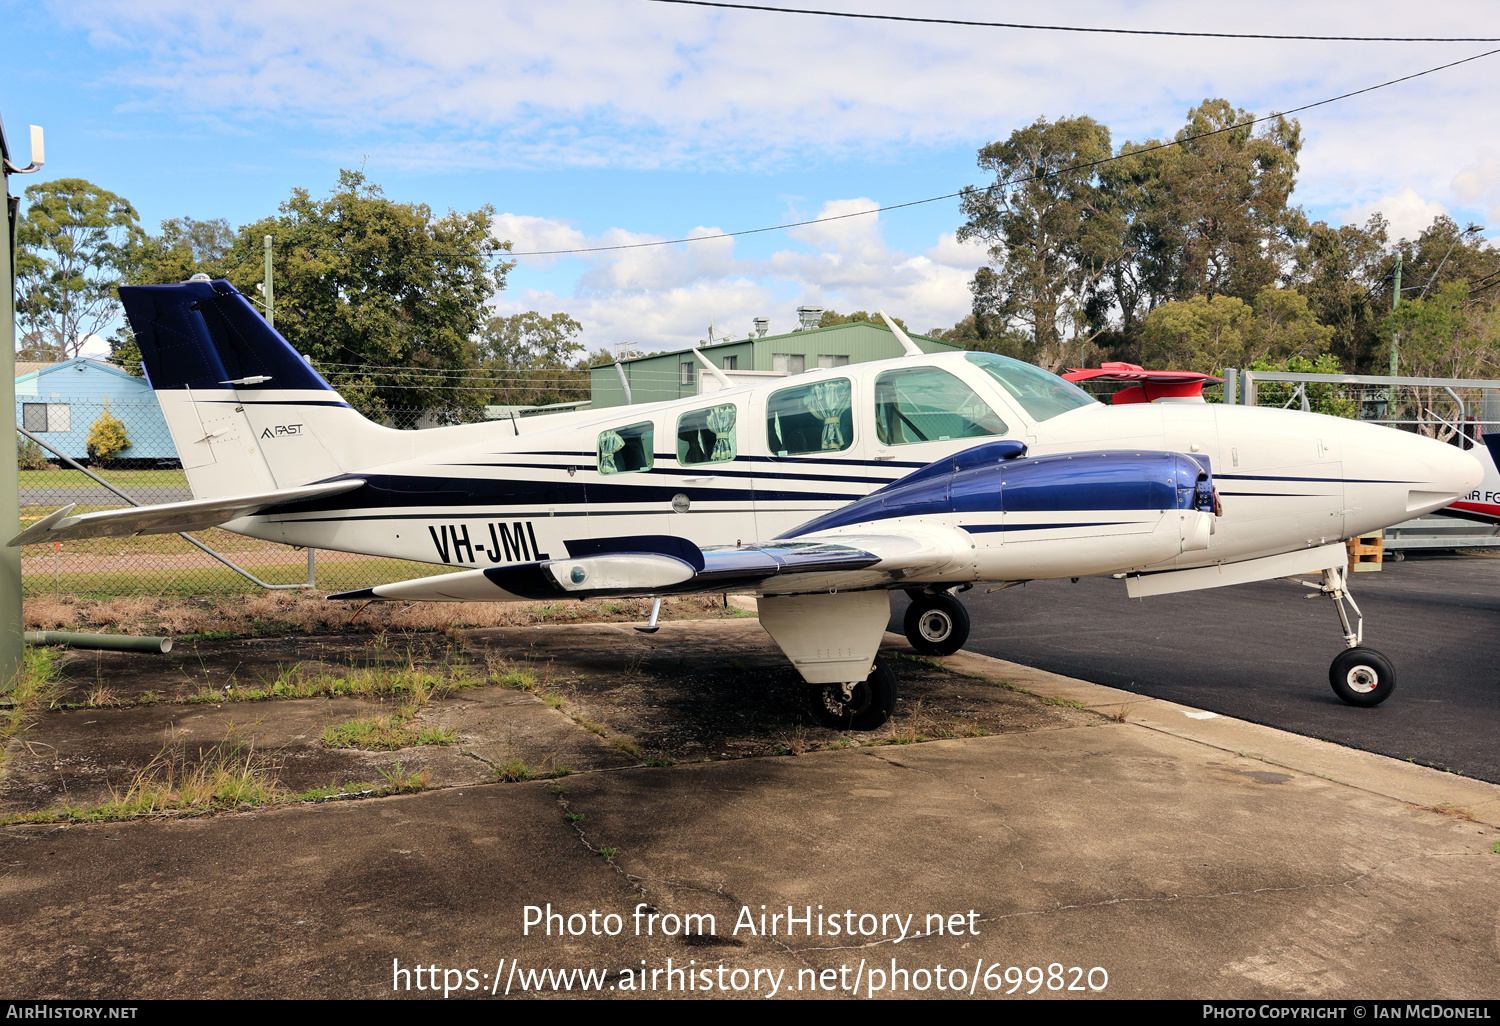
[14,358,178,463]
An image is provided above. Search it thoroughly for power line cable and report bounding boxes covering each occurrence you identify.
[509,46,1500,257]
[646,0,1500,43]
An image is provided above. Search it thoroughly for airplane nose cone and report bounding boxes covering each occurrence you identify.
[1388,432,1483,517]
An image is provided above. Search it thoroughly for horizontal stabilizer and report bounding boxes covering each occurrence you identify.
[8,479,366,547]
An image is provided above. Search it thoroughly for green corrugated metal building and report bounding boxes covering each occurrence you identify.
[590,320,964,408]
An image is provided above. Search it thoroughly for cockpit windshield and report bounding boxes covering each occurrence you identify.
[964,352,1097,422]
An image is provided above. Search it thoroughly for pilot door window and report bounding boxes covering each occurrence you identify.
[677,403,737,465]
[598,422,655,474]
[875,366,1008,446]
[766,378,854,456]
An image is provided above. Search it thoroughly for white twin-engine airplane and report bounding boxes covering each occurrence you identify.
[12,280,1482,728]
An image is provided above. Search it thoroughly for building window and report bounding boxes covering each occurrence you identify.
[766,378,853,456]
[817,355,850,368]
[723,355,738,370]
[677,403,737,465]
[772,353,805,374]
[598,421,654,475]
[23,403,68,433]
[680,362,693,386]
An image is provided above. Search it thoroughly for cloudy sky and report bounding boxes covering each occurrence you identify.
[3,0,1498,352]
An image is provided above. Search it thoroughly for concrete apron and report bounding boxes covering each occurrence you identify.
[1,624,1497,999]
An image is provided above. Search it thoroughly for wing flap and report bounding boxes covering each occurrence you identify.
[8,479,366,546]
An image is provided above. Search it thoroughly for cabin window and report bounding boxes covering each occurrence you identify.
[766,378,853,456]
[23,403,69,433]
[598,421,654,475]
[677,403,737,465]
[875,367,1007,446]
[964,352,1096,422]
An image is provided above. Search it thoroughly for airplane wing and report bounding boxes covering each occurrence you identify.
[327,529,970,603]
[7,479,367,546]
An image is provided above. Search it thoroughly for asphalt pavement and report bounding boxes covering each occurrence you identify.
[892,553,1500,784]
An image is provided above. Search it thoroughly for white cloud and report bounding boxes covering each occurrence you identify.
[497,200,987,349]
[1336,187,1448,243]
[55,0,1500,190]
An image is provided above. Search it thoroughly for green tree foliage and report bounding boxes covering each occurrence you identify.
[1381,282,1500,381]
[480,311,588,407]
[1140,287,1332,373]
[16,437,49,471]
[1247,355,1357,418]
[86,411,131,464]
[953,101,1307,366]
[16,179,144,360]
[957,116,1114,371]
[125,171,513,421]
[1291,215,1391,371]
[1145,101,1305,303]
[817,310,909,332]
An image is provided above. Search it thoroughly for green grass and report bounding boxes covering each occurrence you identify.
[23,558,463,598]
[0,647,64,769]
[321,715,457,750]
[19,468,188,489]
[193,660,480,705]
[1,742,282,824]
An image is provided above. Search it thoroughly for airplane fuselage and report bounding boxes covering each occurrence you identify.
[214,350,1480,590]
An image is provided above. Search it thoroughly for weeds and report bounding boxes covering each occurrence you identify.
[378,761,432,793]
[0,647,64,769]
[2,734,283,824]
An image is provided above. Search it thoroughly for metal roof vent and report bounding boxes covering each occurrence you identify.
[753,317,769,338]
[795,306,823,331]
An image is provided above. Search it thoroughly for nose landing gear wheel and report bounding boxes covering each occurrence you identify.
[903,592,971,656]
[1329,647,1396,707]
[808,659,897,731]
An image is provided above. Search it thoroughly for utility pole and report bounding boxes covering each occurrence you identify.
[0,117,44,688]
[263,234,274,328]
[1389,255,1401,377]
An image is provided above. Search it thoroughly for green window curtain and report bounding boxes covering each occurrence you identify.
[597,429,625,474]
[766,378,853,455]
[599,422,654,474]
[676,403,737,465]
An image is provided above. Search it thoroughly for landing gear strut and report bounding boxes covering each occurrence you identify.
[1307,566,1396,707]
[903,590,970,657]
[808,658,897,731]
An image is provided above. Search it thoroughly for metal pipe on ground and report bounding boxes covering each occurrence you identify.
[24,631,172,654]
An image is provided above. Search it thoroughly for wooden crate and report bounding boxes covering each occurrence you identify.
[1346,530,1383,572]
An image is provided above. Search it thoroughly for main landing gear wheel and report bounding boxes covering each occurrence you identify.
[808,659,897,731]
[1329,647,1396,708]
[903,592,970,657]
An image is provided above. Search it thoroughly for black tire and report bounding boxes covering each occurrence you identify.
[1329,647,1397,707]
[808,659,898,731]
[903,592,970,656]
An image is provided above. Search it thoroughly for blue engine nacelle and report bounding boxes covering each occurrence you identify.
[782,440,1216,537]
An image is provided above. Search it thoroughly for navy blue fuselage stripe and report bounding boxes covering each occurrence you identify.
[964,522,1129,533]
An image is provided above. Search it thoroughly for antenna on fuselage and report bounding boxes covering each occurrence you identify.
[690,346,734,391]
[878,309,923,358]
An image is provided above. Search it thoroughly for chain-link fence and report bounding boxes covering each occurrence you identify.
[15,399,463,598]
